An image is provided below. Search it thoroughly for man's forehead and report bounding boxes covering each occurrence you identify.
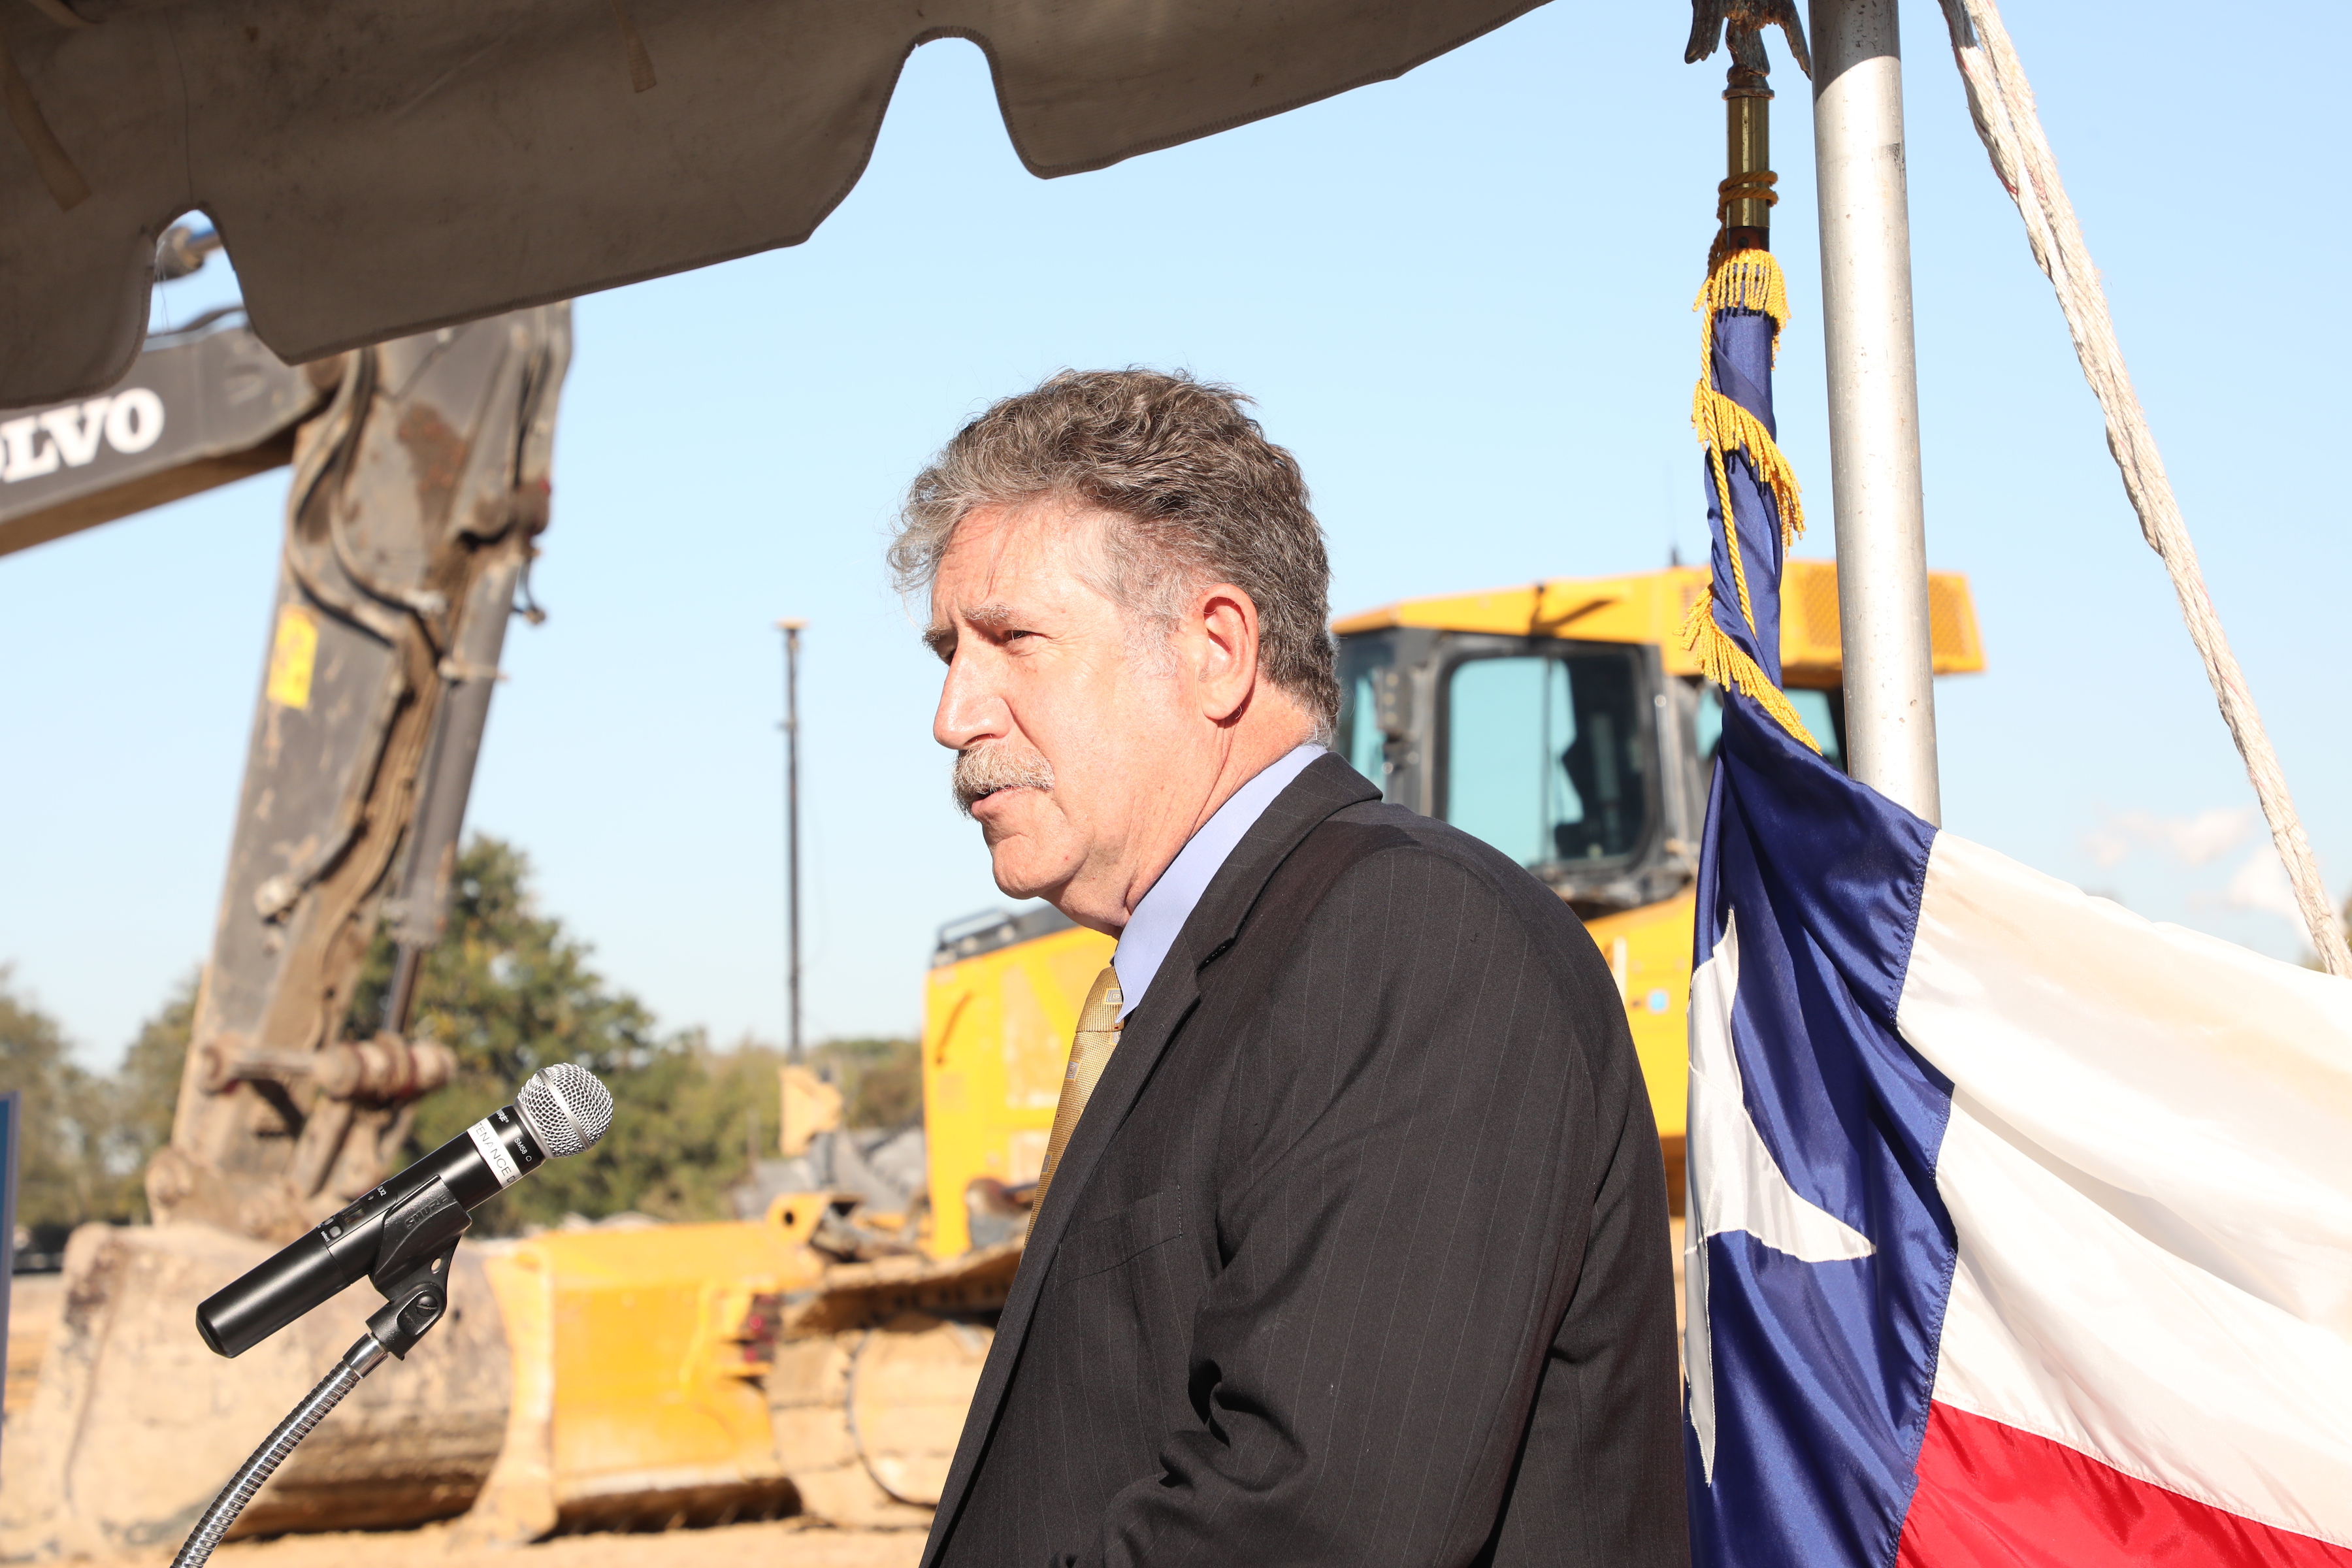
[929,566,1048,625]
[930,502,1105,625]
[944,497,1086,569]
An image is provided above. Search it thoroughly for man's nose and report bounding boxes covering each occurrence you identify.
[934,652,1011,752]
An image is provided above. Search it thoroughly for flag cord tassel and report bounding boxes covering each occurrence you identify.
[1684,245,1821,755]
[1936,0,2352,976]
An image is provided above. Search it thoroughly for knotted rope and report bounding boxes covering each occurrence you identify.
[1937,0,2352,977]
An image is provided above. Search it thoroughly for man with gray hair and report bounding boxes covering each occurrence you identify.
[901,370,1686,1568]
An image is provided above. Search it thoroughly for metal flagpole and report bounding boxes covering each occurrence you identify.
[777,618,806,1060]
[1810,0,1941,824]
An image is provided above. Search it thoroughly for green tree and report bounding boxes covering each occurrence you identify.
[348,836,665,1088]
[348,836,776,1233]
[99,973,197,1222]
[5,840,825,1242]
[808,1036,923,1130]
[515,1035,791,1222]
[0,968,114,1248]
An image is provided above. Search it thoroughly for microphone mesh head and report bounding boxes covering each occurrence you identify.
[517,1062,613,1158]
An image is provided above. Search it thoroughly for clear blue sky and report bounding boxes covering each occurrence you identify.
[4,0,2344,1068]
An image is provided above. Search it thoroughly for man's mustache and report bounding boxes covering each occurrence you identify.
[954,743,1055,817]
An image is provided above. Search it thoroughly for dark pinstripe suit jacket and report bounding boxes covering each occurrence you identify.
[923,754,1688,1568]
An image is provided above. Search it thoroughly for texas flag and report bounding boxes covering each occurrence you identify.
[1684,691,2352,1565]
[1680,250,2352,1566]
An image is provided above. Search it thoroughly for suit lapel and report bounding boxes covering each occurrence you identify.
[1024,758,1377,1258]
[920,756,1379,1563]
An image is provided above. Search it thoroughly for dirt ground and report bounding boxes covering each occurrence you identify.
[82,1518,925,1568]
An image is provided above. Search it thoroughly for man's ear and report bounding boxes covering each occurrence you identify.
[1194,583,1260,725]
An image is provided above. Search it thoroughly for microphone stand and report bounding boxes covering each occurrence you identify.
[171,1180,474,1568]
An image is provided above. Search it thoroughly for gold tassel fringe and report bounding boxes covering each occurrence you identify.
[1682,244,1820,755]
[1693,386,1804,547]
[1680,598,1821,755]
[1696,249,1790,363]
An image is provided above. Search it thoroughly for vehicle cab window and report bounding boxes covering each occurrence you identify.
[1441,649,1650,871]
[1335,646,1393,785]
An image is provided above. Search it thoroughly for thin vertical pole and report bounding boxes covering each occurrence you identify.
[777,619,806,1060]
[1810,0,1941,823]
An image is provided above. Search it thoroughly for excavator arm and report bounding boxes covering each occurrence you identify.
[1,300,572,1242]
[155,308,572,1241]
[0,312,327,559]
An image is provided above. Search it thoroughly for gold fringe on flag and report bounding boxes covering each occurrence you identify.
[1698,249,1791,364]
[1680,595,1820,753]
[1683,246,1820,755]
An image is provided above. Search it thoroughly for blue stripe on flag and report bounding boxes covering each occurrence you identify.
[1703,306,1787,678]
[1686,640,1961,1566]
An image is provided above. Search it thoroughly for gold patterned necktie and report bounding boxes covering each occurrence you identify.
[1032,964,1122,1212]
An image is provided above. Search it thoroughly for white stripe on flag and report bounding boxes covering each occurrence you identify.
[1898,834,2352,1548]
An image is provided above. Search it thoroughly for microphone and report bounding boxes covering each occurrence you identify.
[196,1062,613,1358]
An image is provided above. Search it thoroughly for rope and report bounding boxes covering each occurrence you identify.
[1936,0,2352,978]
[1717,171,1780,217]
[1710,172,1781,269]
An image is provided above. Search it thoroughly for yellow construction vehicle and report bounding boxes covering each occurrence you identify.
[919,560,1985,1250]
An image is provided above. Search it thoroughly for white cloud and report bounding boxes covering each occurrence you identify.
[2083,824,2133,870]
[2222,845,2308,928]
[2085,807,2255,870]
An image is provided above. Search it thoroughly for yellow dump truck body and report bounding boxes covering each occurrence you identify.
[923,921,1117,1258]
[1584,890,1700,1147]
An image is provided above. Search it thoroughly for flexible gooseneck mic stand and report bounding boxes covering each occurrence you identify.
[171,1180,474,1568]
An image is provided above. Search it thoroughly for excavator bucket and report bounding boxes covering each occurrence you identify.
[0,1222,511,1557]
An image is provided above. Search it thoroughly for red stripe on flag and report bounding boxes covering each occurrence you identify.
[1897,1403,2352,1568]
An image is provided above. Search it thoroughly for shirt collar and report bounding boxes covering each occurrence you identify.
[1110,743,1327,1021]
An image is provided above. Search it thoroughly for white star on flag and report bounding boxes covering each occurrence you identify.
[1685,910,1876,1482]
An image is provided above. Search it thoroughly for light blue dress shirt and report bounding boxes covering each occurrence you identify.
[1110,743,1327,1022]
